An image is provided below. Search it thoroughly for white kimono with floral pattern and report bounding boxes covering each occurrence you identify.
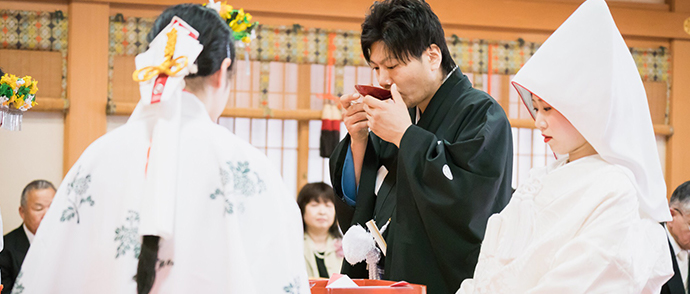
[457,155,672,294]
[13,92,310,294]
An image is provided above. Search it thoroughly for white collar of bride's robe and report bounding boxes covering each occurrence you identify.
[510,0,670,222]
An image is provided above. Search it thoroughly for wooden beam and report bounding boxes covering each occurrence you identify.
[110,104,674,137]
[77,0,690,40]
[112,102,322,120]
[33,97,69,112]
[508,119,672,136]
[296,64,312,196]
[63,1,109,175]
[0,0,68,11]
[667,40,690,197]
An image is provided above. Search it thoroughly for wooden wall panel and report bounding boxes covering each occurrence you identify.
[644,81,669,125]
[111,55,139,104]
[0,49,62,99]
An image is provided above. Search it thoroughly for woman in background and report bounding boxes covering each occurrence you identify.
[297,182,343,278]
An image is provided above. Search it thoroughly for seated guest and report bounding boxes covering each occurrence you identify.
[297,182,343,278]
[457,0,673,293]
[0,180,55,294]
[663,181,690,294]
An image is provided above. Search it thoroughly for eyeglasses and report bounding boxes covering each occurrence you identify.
[673,208,690,231]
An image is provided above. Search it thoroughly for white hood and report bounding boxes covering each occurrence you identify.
[511,0,670,222]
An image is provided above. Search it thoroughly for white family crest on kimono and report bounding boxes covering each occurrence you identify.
[13,16,309,294]
[458,0,672,292]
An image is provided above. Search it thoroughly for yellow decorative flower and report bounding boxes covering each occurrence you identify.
[236,8,245,21]
[233,22,248,33]
[1,74,18,90]
[241,36,251,44]
[220,3,233,19]
[30,80,39,95]
[245,13,252,22]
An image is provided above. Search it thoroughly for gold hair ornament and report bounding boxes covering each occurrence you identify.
[132,28,189,82]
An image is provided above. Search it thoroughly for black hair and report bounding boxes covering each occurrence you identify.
[0,68,4,77]
[297,182,342,239]
[136,4,235,293]
[670,181,690,210]
[361,0,455,75]
[146,3,236,78]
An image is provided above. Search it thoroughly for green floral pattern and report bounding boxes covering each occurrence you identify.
[115,210,141,259]
[210,161,266,215]
[11,272,24,294]
[283,277,302,294]
[60,167,94,224]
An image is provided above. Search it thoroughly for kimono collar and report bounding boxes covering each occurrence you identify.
[413,67,469,129]
[511,0,670,222]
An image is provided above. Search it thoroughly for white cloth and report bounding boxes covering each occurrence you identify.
[22,224,34,245]
[132,17,202,240]
[510,0,670,222]
[457,155,672,293]
[13,92,309,293]
[667,226,689,291]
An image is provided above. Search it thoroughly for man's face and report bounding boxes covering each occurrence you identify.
[19,188,56,235]
[668,207,690,250]
[368,41,438,109]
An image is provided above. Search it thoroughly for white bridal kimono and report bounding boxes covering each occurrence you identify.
[13,18,309,294]
[458,0,672,292]
[458,155,670,293]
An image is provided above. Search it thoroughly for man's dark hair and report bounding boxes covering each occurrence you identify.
[670,181,690,210]
[361,0,456,75]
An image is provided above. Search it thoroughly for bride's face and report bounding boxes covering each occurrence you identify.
[531,97,588,156]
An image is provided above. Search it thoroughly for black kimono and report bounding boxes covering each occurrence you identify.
[330,69,513,294]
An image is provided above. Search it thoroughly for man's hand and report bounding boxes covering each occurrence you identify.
[363,84,412,147]
[340,92,369,144]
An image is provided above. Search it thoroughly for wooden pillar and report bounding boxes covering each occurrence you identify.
[667,40,690,195]
[63,1,109,175]
[666,1,690,197]
[296,64,312,196]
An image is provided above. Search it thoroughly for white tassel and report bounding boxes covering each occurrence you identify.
[342,224,382,279]
[366,248,382,280]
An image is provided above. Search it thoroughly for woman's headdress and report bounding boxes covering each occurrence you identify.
[511,0,670,222]
[131,16,203,239]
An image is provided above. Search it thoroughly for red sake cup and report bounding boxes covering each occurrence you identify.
[355,85,392,100]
